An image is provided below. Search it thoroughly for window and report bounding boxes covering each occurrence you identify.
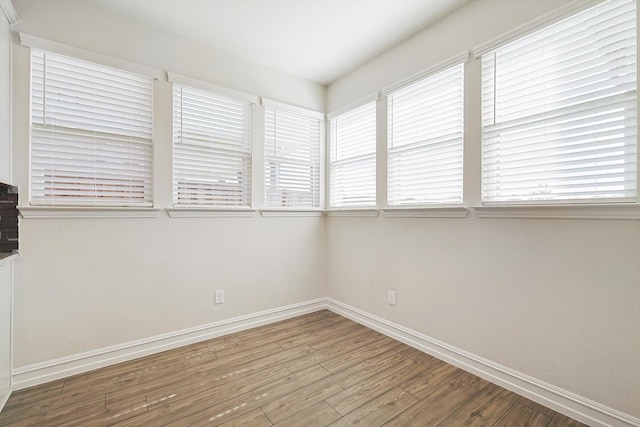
[264,102,322,208]
[481,0,637,204]
[387,63,464,206]
[329,100,377,208]
[30,50,153,206]
[173,84,252,207]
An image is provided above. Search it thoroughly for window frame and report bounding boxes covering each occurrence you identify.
[327,95,378,210]
[384,60,466,208]
[262,98,324,211]
[170,74,256,211]
[477,0,637,206]
[28,48,155,208]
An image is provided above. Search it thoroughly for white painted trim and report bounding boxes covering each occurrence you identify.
[10,296,640,426]
[0,389,10,416]
[260,209,324,217]
[18,33,162,79]
[12,299,326,390]
[18,206,160,219]
[166,208,257,218]
[0,253,18,267]
[382,51,469,96]
[326,208,379,217]
[326,92,379,120]
[472,204,640,220]
[325,298,640,427]
[167,72,259,104]
[0,252,15,414]
[261,98,324,120]
[0,0,18,24]
[382,206,469,218]
[472,0,603,58]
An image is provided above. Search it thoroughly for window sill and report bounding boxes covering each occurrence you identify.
[166,207,257,218]
[326,208,379,217]
[472,204,640,220]
[382,206,469,218]
[260,209,324,217]
[18,206,161,219]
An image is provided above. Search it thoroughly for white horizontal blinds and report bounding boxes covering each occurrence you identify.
[264,106,321,208]
[173,84,252,207]
[31,49,153,206]
[387,64,464,206]
[482,0,637,203]
[329,101,377,208]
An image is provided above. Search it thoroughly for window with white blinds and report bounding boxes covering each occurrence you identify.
[264,105,321,208]
[329,101,377,208]
[173,84,252,207]
[30,49,153,206]
[387,63,464,206]
[481,0,637,204]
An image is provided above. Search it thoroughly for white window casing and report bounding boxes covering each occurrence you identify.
[30,49,154,206]
[263,100,322,208]
[329,100,377,208]
[386,63,465,206]
[172,84,252,208]
[481,0,637,204]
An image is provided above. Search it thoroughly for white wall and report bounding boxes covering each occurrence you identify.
[326,0,640,420]
[0,4,11,184]
[0,259,13,410]
[7,0,640,422]
[11,0,326,368]
[0,3,14,411]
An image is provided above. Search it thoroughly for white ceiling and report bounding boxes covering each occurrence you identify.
[83,0,468,86]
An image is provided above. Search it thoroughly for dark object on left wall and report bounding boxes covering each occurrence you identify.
[0,183,18,254]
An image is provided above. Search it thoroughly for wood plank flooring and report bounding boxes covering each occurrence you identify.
[0,310,589,426]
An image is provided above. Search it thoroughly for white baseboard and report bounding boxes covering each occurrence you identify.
[12,298,326,390]
[325,298,640,427]
[10,297,640,427]
[0,386,11,414]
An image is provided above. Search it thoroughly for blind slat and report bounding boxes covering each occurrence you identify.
[30,49,153,206]
[173,84,252,207]
[387,63,464,206]
[329,101,377,208]
[481,0,637,203]
[264,105,321,208]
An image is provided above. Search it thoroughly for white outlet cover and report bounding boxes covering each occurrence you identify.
[215,290,224,304]
[388,290,396,306]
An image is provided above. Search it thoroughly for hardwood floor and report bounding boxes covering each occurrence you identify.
[0,310,588,426]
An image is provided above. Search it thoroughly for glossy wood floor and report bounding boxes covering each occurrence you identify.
[0,310,589,426]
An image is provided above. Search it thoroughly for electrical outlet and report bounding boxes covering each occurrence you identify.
[215,290,224,305]
[388,290,396,306]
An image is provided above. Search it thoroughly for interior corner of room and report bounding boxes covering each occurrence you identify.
[0,0,639,426]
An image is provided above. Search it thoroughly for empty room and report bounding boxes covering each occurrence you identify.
[0,0,638,425]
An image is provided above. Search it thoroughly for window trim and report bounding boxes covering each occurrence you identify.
[328,96,379,209]
[18,206,161,219]
[166,207,257,218]
[472,204,640,220]
[326,208,379,217]
[471,0,602,59]
[384,57,467,208]
[381,206,469,218]
[168,72,258,104]
[260,208,324,217]
[28,47,156,208]
[477,0,637,206]
[262,98,324,210]
[381,51,469,96]
[20,33,162,79]
[171,79,255,209]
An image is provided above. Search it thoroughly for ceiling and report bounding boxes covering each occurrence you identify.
[83,0,468,86]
